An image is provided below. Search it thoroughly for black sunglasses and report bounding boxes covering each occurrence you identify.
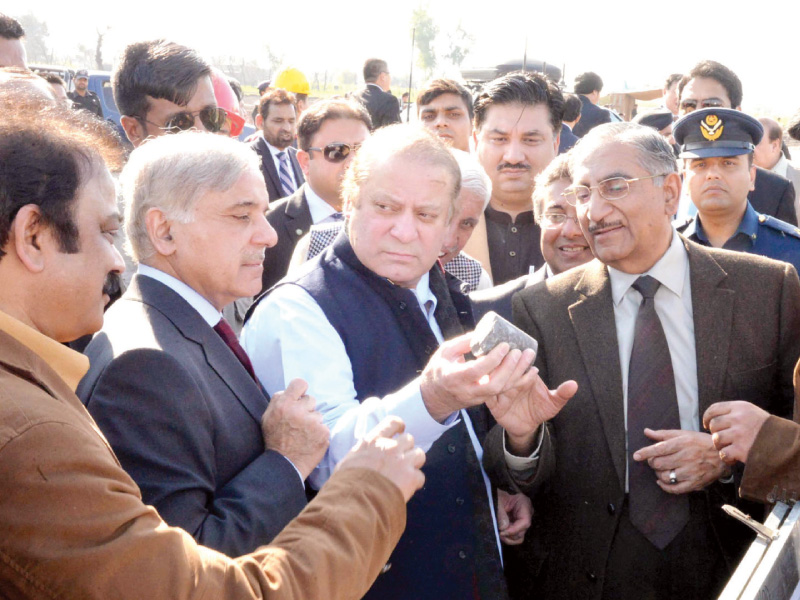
[137,107,228,134]
[308,142,361,163]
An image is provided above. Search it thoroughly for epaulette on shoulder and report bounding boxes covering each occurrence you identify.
[757,214,800,240]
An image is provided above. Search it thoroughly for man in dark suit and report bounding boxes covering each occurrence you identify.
[485,122,800,599]
[558,93,581,153]
[571,72,612,138]
[249,88,305,203]
[471,153,592,321]
[244,125,539,599]
[78,131,330,557]
[351,58,401,130]
[260,98,371,291]
[676,60,797,225]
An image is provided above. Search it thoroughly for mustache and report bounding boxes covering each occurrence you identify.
[103,272,122,299]
[497,162,531,172]
[587,219,624,234]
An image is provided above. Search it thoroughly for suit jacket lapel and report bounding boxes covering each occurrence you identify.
[568,262,627,489]
[257,137,282,196]
[129,276,269,424]
[282,187,313,240]
[684,239,734,420]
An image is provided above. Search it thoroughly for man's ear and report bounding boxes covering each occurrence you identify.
[255,114,263,129]
[145,207,177,256]
[663,172,682,217]
[749,163,757,192]
[120,115,147,148]
[296,149,310,176]
[12,204,48,273]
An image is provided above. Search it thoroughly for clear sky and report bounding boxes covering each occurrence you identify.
[9,0,799,116]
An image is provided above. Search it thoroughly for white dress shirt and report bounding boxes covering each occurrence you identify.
[608,232,698,489]
[240,271,503,560]
[305,184,341,224]
[265,140,298,190]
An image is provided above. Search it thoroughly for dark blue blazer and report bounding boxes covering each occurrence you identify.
[261,185,312,292]
[750,167,798,225]
[572,94,612,138]
[249,136,305,202]
[558,123,579,154]
[470,264,547,322]
[78,275,307,557]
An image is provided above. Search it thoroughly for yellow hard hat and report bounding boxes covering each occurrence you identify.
[274,67,310,95]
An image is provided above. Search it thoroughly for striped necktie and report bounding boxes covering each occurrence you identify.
[277,151,295,197]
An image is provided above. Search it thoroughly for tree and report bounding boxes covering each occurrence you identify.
[410,7,438,78]
[263,44,284,78]
[95,26,110,70]
[16,14,50,63]
[445,22,474,68]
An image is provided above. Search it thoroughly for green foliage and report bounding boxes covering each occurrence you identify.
[410,6,438,77]
[16,13,50,63]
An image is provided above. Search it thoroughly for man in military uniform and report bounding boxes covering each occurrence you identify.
[68,69,103,119]
[676,108,800,274]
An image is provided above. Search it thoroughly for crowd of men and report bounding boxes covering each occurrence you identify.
[4,10,800,600]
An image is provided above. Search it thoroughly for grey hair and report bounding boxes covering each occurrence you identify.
[120,130,261,261]
[452,149,491,211]
[342,124,461,224]
[569,122,678,182]
[532,153,572,220]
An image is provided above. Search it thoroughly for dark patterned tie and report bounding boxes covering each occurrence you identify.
[213,317,257,381]
[627,275,689,549]
[276,151,295,196]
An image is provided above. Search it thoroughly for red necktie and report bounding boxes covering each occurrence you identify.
[213,317,257,382]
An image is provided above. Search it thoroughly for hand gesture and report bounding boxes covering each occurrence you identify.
[262,378,330,480]
[703,401,770,465]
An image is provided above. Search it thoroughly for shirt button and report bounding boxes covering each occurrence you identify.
[381,563,392,574]
[511,226,518,233]
[458,550,467,559]
[607,503,616,515]
[587,572,597,582]
[398,301,407,310]
[509,251,517,257]
[456,497,465,506]
[295,228,304,236]
[447,443,456,454]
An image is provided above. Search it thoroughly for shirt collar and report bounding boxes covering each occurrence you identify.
[137,264,222,327]
[608,231,688,306]
[305,183,340,224]
[0,309,89,391]
[265,140,289,159]
[691,202,757,245]
[410,272,437,316]
[773,154,789,178]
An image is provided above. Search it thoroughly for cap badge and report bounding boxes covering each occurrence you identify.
[701,114,723,141]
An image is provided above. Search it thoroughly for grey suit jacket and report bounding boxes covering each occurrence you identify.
[485,239,800,599]
[77,275,307,557]
[261,185,313,291]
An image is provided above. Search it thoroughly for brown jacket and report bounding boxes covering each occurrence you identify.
[0,318,406,600]
[739,360,800,503]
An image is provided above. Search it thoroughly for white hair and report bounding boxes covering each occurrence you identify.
[120,131,261,261]
[451,149,491,210]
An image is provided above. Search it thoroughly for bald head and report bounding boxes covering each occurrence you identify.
[754,117,784,170]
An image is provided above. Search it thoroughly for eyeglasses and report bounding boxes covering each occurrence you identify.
[679,98,725,113]
[137,107,228,134]
[538,212,580,229]
[562,174,669,207]
[308,142,361,163]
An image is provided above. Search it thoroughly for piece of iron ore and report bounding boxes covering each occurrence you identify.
[470,311,538,357]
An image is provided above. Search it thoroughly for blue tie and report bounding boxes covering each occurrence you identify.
[277,151,295,197]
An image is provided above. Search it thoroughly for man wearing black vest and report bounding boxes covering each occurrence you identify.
[243,125,549,599]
